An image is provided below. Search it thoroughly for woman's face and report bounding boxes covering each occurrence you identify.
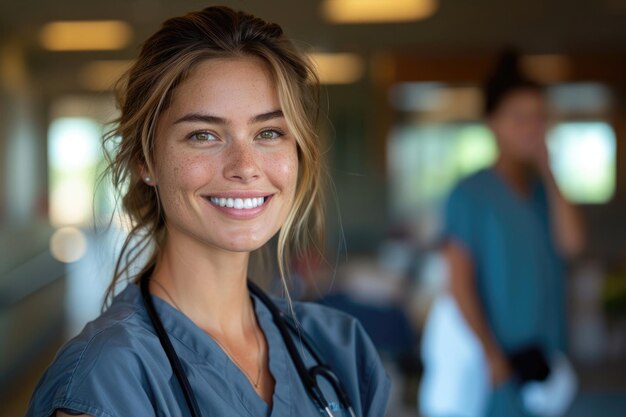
[149,56,298,253]
[488,89,548,164]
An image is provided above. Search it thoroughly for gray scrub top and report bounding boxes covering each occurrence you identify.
[26,283,390,417]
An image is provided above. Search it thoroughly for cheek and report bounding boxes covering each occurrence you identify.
[181,158,219,187]
[154,147,219,212]
[265,146,299,194]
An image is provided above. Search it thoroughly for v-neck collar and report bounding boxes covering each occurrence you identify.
[116,283,293,417]
[487,167,540,204]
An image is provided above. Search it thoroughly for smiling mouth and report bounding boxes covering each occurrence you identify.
[206,196,270,210]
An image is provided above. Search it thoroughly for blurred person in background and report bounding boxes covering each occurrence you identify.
[420,50,585,417]
[25,6,390,417]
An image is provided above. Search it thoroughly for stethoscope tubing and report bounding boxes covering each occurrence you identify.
[140,274,356,417]
[247,281,356,416]
[140,275,204,417]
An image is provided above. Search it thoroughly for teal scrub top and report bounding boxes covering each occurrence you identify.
[444,168,566,355]
[443,168,567,417]
[26,283,390,417]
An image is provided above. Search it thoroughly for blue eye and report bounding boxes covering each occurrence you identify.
[189,131,217,142]
[257,129,284,140]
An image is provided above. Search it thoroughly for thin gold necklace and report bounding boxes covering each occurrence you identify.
[150,279,264,389]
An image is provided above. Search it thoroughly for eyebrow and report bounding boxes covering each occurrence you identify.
[173,109,284,125]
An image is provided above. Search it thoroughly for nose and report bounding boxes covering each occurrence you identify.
[223,140,261,183]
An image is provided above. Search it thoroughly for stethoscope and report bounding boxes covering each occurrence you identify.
[139,271,357,417]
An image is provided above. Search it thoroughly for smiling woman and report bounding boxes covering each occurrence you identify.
[147,57,298,254]
[25,6,390,417]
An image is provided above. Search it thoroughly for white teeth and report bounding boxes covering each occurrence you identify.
[209,196,266,209]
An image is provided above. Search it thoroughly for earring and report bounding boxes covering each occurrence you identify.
[144,176,152,184]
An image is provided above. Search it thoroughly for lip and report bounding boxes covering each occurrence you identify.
[201,193,274,219]
[205,190,273,199]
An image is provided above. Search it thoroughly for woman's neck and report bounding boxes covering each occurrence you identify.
[149,229,275,404]
[494,155,532,197]
[149,230,254,338]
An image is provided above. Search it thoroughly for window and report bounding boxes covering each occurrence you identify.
[48,117,102,227]
[387,122,496,219]
[547,121,616,204]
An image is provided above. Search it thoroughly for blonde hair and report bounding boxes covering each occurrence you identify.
[102,6,325,303]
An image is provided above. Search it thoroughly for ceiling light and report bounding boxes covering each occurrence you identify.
[40,20,133,51]
[308,52,364,84]
[522,54,572,83]
[322,0,438,24]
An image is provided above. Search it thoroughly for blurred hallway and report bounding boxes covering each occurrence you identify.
[2,1,626,416]
[0,342,61,417]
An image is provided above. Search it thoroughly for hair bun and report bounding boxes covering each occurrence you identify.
[491,48,522,81]
[484,47,542,115]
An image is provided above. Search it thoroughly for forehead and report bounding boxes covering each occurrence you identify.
[167,56,279,115]
[500,88,546,110]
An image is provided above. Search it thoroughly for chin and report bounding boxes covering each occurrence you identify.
[217,233,273,254]
[222,243,266,253]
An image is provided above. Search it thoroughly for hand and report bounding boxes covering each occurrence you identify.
[486,349,512,388]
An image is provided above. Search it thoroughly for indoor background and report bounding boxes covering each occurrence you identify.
[1,0,626,416]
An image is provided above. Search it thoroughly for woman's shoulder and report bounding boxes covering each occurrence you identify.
[26,286,155,417]
[55,286,150,366]
[293,299,365,341]
[271,296,365,341]
[273,296,385,365]
[444,169,507,223]
[284,297,391,416]
[449,169,496,200]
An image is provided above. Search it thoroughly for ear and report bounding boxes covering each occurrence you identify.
[137,162,156,186]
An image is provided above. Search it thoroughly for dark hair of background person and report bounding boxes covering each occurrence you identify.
[483,48,544,116]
